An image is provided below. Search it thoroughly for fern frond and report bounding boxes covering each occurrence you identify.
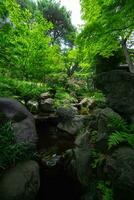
[108,131,134,149]
[108,131,125,149]
[108,115,128,132]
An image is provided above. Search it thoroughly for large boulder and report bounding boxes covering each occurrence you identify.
[94,107,121,151]
[94,70,134,121]
[0,161,40,200]
[74,132,92,186]
[105,147,134,199]
[0,97,37,147]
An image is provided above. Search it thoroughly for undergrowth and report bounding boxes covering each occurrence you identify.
[108,115,134,149]
[0,120,35,173]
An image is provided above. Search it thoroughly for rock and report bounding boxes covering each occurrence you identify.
[41,153,62,168]
[94,70,134,121]
[0,160,40,200]
[105,147,134,191]
[27,100,39,114]
[71,132,92,187]
[95,107,121,151]
[40,98,54,113]
[0,97,37,147]
[57,115,86,136]
[56,106,78,121]
[40,92,51,99]
[79,98,96,110]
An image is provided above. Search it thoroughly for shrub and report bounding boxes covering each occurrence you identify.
[0,76,50,103]
[54,89,77,107]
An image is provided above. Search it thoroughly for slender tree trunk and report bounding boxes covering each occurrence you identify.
[121,38,134,73]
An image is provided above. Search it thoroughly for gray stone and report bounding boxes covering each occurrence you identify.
[40,98,54,112]
[57,115,86,135]
[56,106,78,120]
[0,97,37,146]
[95,70,134,121]
[71,131,92,186]
[0,160,40,200]
[95,107,121,151]
[27,100,39,114]
[105,147,134,190]
[40,92,51,99]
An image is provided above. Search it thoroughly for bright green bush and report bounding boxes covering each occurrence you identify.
[54,89,77,107]
[0,76,50,102]
[90,91,106,102]
[0,0,64,82]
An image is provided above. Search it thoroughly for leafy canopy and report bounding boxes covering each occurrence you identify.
[78,0,134,65]
[0,0,64,81]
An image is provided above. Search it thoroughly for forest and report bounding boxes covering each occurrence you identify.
[0,0,134,200]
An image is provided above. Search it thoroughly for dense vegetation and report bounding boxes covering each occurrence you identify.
[79,0,134,72]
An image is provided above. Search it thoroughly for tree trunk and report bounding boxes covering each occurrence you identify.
[121,39,134,73]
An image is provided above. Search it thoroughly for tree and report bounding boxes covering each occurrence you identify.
[37,0,76,47]
[78,0,134,72]
[0,0,64,81]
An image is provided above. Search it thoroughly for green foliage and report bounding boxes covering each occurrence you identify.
[108,115,127,132]
[97,181,113,200]
[108,115,134,149]
[91,91,106,102]
[0,0,64,81]
[54,89,77,107]
[0,76,50,102]
[0,120,35,172]
[108,131,134,150]
[91,149,105,169]
[78,0,134,67]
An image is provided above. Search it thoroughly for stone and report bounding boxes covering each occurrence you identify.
[42,153,62,168]
[57,115,86,135]
[79,98,96,109]
[95,107,121,151]
[40,92,51,99]
[0,160,40,200]
[56,106,78,121]
[94,70,134,121]
[39,98,54,113]
[27,100,38,114]
[74,133,93,191]
[105,147,134,191]
[0,97,37,147]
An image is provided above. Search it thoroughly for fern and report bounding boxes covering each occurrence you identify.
[108,115,134,149]
[108,115,128,132]
[97,181,113,200]
[108,131,134,149]
[91,150,105,168]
